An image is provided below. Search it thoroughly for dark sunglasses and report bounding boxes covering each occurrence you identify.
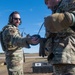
[13,18,21,20]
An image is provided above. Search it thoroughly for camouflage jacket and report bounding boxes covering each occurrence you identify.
[1,24,30,55]
[45,0,75,64]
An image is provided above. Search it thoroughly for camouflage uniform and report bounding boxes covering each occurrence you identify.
[1,24,30,75]
[44,0,75,75]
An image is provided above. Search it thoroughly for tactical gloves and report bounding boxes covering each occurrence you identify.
[39,38,47,57]
[44,12,73,33]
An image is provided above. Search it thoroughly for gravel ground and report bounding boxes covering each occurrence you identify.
[0,53,53,75]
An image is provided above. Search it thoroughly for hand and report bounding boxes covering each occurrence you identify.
[30,34,40,45]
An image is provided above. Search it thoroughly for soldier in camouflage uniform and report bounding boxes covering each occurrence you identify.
[0,11,39,75]
[43,0,75,75]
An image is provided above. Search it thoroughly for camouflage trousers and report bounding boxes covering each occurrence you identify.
[5,50,24,75]
[53,64,75,75]
[7,65,24,75]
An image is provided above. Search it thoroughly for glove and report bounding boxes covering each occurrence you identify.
[39,38,47,57]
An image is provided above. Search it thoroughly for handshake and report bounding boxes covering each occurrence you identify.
[26,34,41,45]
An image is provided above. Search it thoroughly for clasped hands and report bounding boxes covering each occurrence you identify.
[26,34,40,45]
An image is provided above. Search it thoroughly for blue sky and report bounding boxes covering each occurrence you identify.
[0,0,52,53]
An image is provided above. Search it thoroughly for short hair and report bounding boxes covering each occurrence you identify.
[8,11,22,25]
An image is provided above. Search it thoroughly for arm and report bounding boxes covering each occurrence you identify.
[44,12,75,33]
[2,25,40,49]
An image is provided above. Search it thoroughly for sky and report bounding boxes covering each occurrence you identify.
[0,0,52,53]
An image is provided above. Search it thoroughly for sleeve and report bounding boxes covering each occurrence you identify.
[2,26,30,48]
[44,12,73,33]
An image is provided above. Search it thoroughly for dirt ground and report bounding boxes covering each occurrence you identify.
[0,53,53,75]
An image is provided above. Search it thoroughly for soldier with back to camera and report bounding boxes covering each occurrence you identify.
[40,0,75,75]
[0,11,40,75]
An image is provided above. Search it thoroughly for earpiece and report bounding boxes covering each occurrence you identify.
[9,13,13,23]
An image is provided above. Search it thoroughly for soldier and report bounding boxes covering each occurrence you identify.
[0,11,40,75]
[43,0,75,75]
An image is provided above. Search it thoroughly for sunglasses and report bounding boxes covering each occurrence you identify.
[13,18,21,20]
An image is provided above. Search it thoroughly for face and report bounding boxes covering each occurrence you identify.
[12,14,21,27]
[46,0,60,10]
